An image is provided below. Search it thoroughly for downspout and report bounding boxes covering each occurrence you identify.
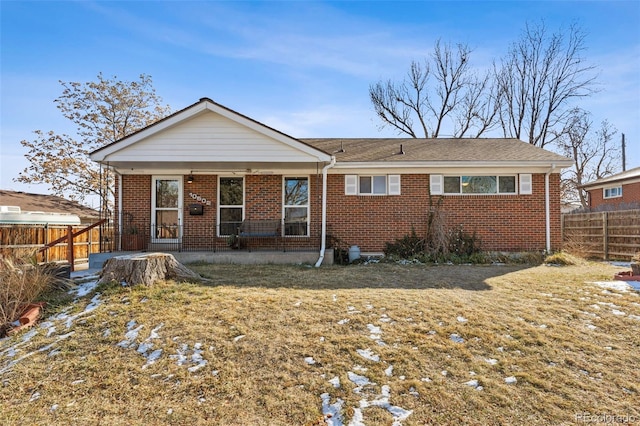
[545,163,556,253]
[118,172,123,251]
[315,156,337,267]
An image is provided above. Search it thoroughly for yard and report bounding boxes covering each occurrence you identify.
[0,261,638,425]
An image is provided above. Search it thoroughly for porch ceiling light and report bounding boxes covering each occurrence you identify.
[187,174,194,184]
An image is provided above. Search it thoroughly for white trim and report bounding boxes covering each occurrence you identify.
[217,176,245,237]
[151,175,183,243]
[283,176,310,237]
[331,160,573,170]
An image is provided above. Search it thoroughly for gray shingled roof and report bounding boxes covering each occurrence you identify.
[581,166,640,188]
[301,138,571,164]
[0,190,99,222]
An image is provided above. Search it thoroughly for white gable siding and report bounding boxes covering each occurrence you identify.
[103,111,321,163]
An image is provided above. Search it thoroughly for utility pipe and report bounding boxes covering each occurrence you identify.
[118,172,123,251]
[315,156,336,267]
[544,163,556,253]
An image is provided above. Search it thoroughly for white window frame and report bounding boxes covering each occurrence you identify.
[151,175,183,243]
[217,176,245,237]
[344,175,401,196]
[603,186,622,199]
[283,176,310,237]
[440,174,519,195]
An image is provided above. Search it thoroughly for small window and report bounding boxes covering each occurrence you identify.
[604,186,622,199]
[359,176,387,194]
[444,176,461,194]
[346,175,400,195]
[498,176,516,193]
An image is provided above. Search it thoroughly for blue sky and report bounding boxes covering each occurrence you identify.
[1,1,639,202]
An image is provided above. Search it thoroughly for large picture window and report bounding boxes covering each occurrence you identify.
[152,177,182,241]
[444,175,517,194]
[219,177,244,236]
[284,177,308,236]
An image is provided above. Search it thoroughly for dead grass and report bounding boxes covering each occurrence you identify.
[1,261,638,425]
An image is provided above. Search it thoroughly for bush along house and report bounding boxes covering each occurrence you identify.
[90,98,572,265]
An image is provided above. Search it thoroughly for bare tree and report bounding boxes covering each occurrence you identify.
[558,108,620,207]
[370,40,496,138]
[16,73,171,216]
[495,22,598,148]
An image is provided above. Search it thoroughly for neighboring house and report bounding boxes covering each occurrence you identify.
[581,167,640,211]
[0,190,100,224]
[89,98,572,261]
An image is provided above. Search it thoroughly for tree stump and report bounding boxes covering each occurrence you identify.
[98,253,202,287]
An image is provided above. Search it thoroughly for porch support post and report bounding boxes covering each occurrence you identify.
[315,156,336,267]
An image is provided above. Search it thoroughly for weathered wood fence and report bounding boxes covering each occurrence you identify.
[562,209,640,260]
[0,223,109,267]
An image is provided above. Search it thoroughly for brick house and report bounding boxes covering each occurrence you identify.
[90,98,572,263]
[581,167,640,211]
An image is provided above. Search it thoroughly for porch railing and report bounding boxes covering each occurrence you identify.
[112,221,322,253]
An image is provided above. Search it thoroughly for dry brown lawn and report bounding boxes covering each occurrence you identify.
[0,261,638,425]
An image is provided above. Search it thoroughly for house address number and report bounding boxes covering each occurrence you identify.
[189,192,212,206]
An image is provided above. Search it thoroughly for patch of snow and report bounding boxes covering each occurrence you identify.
[441,370,448,376]
[356,348,379,362]
[143,349,163,368]
[293,301,302,307]
[29,392,41,402]
[349,407,365,426]
[464,379,479,388]
[329,376,341,388]
[348,372,373,387]
[612,309,626,316]
[457,316,468,323]
[320,393,344,426]
[367,324,381,339]
[304,357,316,365]
[337,319,349,325]
[103,328,111,337]
[361,385,413,424]
[72,280,99,298]
[485,358,498,365]
[505,376,517,384]
[598,302,620,308]
[450,334,464,343]
[50,404,59,412]
[233,335,245,342]
[628,315,640,321]
[385,365,393,377]
[71,379,84,385]
[586,324,597,330]
[332,294,337,302]
[379,314,392,323]
[609,261,631,267]
[421,377,432,382]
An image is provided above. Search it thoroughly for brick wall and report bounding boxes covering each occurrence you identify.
[325,173,561,253]
[118,172,562,253]
[588,181,640,209]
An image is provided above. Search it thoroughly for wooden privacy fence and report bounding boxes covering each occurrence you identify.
[562,209,640,260]
[0,222,109,267]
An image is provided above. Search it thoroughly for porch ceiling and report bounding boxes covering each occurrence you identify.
[110,160,327,174]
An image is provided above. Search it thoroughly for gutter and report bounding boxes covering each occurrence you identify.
[545,163,556,253]
[315,156,337,267]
